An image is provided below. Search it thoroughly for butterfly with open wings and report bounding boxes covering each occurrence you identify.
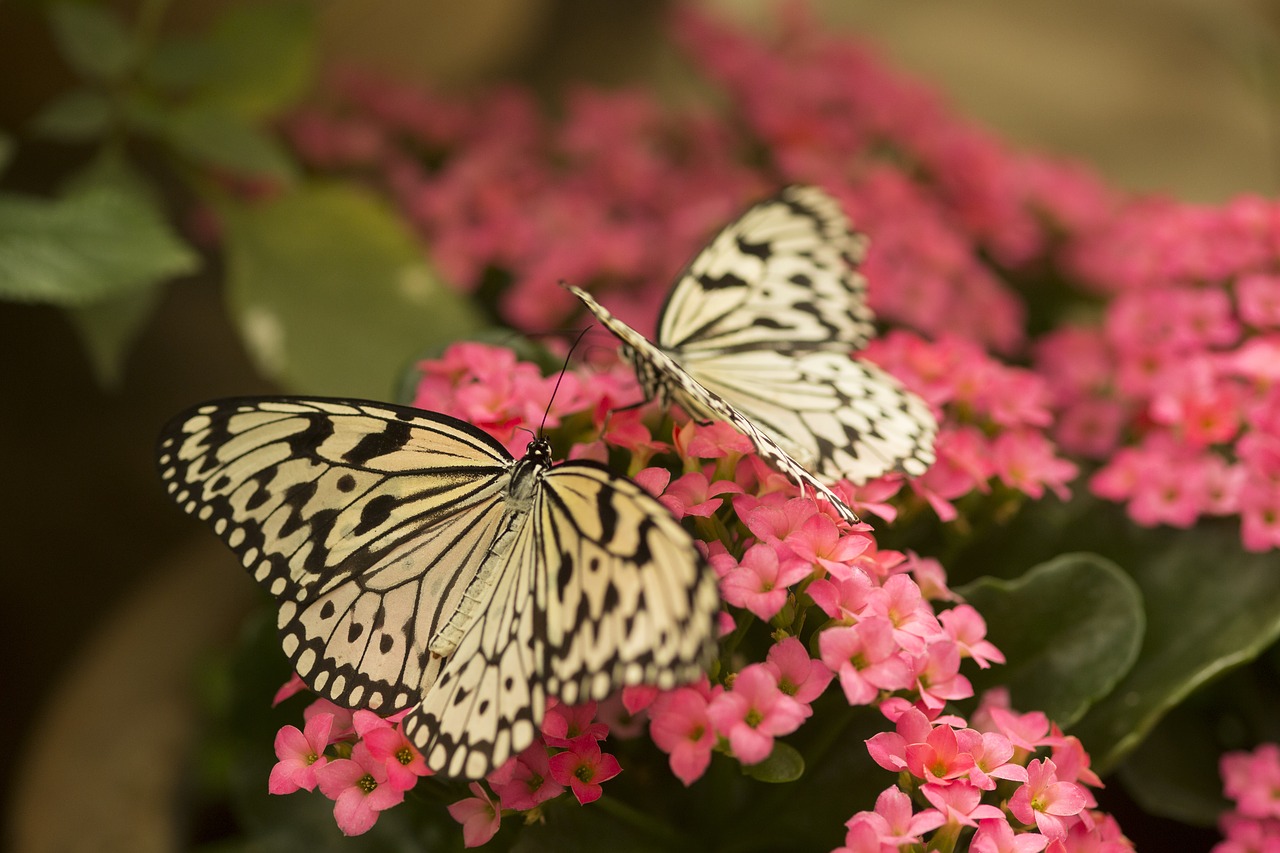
[158,398,718,779]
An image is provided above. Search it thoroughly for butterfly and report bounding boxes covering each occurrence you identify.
[157,397,718,779]
[566,185,937,524]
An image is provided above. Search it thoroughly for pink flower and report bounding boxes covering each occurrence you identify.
[918,779,1006,828]
[904,721,977,783]
[547,737,623,804]
[272,672,309,706]
[808,571,875,622]
[783,513,872,580]
[542,700,609,747]
[764,636,833,704]
[939,605,1006,669]
[1221,743,1280,819]
[908,640,974,711]
[1008,759,1090,840]
[447,782,502,848]
[649,686,717,785]
[352,711,431,791]
[971,817,1049,853]
[674,419,754,458]
[269,713,333,794]
[847,786,946,846]
[866,706,935,773]
[716,542,812,620]
[863,574,944,654]
[659,471,742,519]
[315,742,407,836]
[487,744,564,811]
[707,664,807,764]
[304,698,354,741]
[819,618,914,706]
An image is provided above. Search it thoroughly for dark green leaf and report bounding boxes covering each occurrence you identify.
[220,183,486,397]
[741,741,805,783]
[66,283,163,386]
[47,2,134,81]
[0,180,198,305]
[960,553,1143,729]
[29,88,112,140]
[1070,524,1280,772]
[164,104,296,182]
[202,2,316,118]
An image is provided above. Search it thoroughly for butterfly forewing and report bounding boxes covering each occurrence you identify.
[158,399,514,714]
[658,184,874,354]
[159,398,717,779]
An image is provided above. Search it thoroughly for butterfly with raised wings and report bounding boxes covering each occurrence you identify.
[567,185,937,525]
[157,398,719,779]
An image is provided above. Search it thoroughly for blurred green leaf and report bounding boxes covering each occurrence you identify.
[29,88,112,140]
[202,2,316,118]
[164,104,296,182]
[221,183,486,397]
[961,553,1143,729]
[47,2,134,82]
[0,178,198,305]
[141,35,219,93]
[66,283,163,386]
[1070,524,1280,772]
[741,742,804,783]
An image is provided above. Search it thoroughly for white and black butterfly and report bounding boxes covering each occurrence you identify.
[157,398,718,779]
[567,185,937,524]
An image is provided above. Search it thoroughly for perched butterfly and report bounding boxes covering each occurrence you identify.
[157,398,718,779]
[567,185,937,524]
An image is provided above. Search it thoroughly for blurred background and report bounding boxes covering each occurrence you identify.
[1,0,1275,848]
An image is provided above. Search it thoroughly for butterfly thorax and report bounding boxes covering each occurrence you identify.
[506,437,552,511]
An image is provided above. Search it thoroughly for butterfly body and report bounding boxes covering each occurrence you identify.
[158,397,717,779]
[569,185,937,519]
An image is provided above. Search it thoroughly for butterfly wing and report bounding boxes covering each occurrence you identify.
[681,349,937,483]
[568,283,862,524]
[658,184,874,354]
[157,398,514,714]
[404,457,718,779]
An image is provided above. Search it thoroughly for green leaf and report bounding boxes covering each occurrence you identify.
[201,2,316,118]
[66,283,163,386]
[140,35,219,93]
[220,183,486,397]
[1115,695,1230,826]
[47,2,134,82]
[0,179,198,306]
[741,741,805,783]
[29,88,112,141]
[960,553,1144,729]
[1070,523,1280,772]
[163,104,296,182]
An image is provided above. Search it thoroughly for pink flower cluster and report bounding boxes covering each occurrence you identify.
[672,5,1114,352]
[1039,196,1280,550]
[285,6,1111,355]
[864,332,1080,521]
[1215,743,1280,853]
[262,341,1116,846]
[267,683,431,836]
[846,699,1131,853]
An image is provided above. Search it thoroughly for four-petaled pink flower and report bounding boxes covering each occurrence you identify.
[707,664,807,764]
[488,744,565,811]
[547,737,623,804]
[353,710,431,791]
[269,712,333,795]
[1008,758,1090,840]
[715,542,812,620]
[542,700,609,747]
[315,742,407,836]
[447,781,502,848]
[819,617,913,706]
[765,636,833,705]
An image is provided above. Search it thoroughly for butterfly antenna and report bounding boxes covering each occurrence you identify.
[540,326,592,436]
